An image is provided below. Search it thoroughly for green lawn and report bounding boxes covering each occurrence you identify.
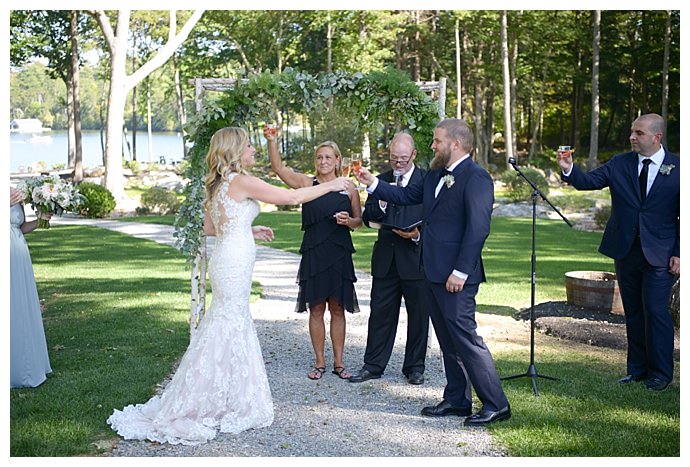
[11,213,679,457]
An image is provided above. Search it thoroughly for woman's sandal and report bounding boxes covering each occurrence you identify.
[332,366,352,380]
[308,367,326,380]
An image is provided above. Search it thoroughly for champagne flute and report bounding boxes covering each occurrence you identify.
[339,156,351,194]
[351,153,363,190]
[340,157,351,178]
[264,123,277,138]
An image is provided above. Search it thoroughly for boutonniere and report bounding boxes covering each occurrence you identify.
[442,174,455,188]
[659,164,675,176]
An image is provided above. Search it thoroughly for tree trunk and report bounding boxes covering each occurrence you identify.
[473,82,487,167]
[147,78,154,163]
[70,10,83,183]
[529,75,547,161]
[509,13,518,156]
[455,19,462,118]
[131,33,137,162]
[500,11,514,165]
[66,73,75,168]
[101,10,129,202]
[661,10,671,147]
[172,56,188,160]
[90,9,204,204]
[412,11,421,81]
[588,10,601,171]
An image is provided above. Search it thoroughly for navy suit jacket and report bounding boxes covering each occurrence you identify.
[563,148,680,268]
[372,157,494,285]
[362,167,425,281]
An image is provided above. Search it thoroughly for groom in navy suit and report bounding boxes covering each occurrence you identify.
[357,119,510,426]
[558,113,680,391]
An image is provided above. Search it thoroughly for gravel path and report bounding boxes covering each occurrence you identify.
[51,216,508,457]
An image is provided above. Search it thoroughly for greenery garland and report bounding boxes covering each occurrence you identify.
[174,68,440,262]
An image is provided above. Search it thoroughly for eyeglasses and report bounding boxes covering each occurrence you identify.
[389,157,412,166]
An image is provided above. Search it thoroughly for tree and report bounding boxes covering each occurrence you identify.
[70,10,84,182]
[588,10,601,171]
[500,11,514,164]
[88,9,204,203]
[661,10,672,147]
[10,10,88,175]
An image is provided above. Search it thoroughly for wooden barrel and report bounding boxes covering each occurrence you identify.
[564,271,623,315]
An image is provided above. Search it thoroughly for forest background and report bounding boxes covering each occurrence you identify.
[9,9,681,189]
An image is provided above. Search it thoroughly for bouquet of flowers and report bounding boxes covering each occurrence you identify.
[21,175,83,228]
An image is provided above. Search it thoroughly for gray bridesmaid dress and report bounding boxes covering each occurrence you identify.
[10,203,52,388]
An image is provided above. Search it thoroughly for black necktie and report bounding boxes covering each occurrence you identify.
[639,159,652,202]
[396,175,403,187]
[441,168,452,178]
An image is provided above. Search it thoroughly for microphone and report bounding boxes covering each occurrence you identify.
[508,157,518,167]
[393,170,402,185]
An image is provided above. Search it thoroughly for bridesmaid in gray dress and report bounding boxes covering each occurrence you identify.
[10,187,52,388]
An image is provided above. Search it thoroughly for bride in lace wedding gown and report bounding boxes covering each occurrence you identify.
[108,127,351,445]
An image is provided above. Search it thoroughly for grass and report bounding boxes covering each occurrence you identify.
[254,211,611,313]
[9,225,259,456]
[11,212,680,457]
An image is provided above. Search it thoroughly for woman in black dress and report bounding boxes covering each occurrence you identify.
[265,127,361,380]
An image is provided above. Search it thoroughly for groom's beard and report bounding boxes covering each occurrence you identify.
[430,149,450,170]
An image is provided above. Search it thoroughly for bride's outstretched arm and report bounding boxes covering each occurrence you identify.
[230,174,351,206]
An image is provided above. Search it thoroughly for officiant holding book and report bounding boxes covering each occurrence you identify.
[349,132,429,385]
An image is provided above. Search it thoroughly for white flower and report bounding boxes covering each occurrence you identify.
[442,174,455,188]
[659,164,675,176]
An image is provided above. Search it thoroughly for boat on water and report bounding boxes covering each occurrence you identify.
[25,135,53,144]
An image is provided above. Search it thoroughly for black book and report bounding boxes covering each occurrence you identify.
[367,219,423,232]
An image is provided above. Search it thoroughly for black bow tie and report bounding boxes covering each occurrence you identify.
[441,168,452,177]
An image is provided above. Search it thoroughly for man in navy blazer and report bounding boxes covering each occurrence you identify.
[558,113,679,391]
[357,119,510,426]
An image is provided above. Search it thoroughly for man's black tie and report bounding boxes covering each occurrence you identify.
[396,175,403,187]
[639,158,652,202]
[441,168,452,178]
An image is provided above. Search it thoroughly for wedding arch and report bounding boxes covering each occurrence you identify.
[174,68,446,333]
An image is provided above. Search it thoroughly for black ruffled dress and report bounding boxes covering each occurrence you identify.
[294,179,359,313]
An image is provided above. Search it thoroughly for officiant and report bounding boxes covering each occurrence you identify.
[349,132,429,385]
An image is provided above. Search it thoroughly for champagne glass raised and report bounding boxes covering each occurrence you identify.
[339,156,351,195]
[351,153,364,190]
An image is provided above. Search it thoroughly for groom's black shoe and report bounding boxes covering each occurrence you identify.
[348,369,381,383]
[421,400,472,417]
[617,374,645,384]
[464,405,511,426]
[644,377,670,391]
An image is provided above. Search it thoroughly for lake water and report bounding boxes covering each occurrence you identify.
[9,130,186,173]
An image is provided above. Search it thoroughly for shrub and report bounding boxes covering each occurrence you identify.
[51,163,66,170]
[140,187,180,215]
[126,160,141,175]
[593,205,611,229]
[500,167,550,202]
[76,182,116,218]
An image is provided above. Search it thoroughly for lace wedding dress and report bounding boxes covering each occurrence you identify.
[108,174,274,445]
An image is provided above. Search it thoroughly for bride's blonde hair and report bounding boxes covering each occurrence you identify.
[205,127,250,210]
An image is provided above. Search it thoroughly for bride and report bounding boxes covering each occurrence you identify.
[108,127,352,445]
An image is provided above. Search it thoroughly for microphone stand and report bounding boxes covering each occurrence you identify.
[501,157,572,396]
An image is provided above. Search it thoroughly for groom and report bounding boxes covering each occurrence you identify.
[356,118,510,426]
